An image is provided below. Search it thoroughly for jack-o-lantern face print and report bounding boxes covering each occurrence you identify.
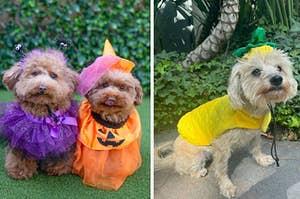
[97,128,125,147]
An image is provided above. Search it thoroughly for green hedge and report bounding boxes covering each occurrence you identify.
[154,30,300,137]
[154,52,232,131]
[0,0,150,93]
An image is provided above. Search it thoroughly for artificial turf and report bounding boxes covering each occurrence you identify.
[0,89,150,199]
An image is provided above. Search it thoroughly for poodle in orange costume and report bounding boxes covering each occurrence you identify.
[73,40,143,190]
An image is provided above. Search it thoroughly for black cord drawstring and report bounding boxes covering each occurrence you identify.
[47,105,59,123]
[268,104,280,167]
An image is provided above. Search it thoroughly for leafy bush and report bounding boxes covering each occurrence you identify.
[270,27,300,139]
[154,51,233,132]
[0,0,150,93]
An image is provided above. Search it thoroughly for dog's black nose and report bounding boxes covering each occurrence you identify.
[39,85,47,94]
[270,75,283,86]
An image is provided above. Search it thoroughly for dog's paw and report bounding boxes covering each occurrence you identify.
[7,168,37,179]
[190,163,208,178]
[190,168,208,178]
[46,167,71,176]
[255,154,275,167]
[220,182,237,198]
[45,163,72,176]
[198,168,208,177]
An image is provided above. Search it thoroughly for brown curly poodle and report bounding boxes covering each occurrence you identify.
[86,70,143,124]
[72,69,143,190]
[1,49,78,179]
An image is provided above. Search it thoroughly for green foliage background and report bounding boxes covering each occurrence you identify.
[154,52,232,131]
[154,0,300,139]
[0,0,150,93]
[155,29,300,138]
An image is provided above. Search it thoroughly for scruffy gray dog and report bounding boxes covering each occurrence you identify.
[155,42,297,198]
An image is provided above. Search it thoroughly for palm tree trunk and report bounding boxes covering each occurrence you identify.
[182,0,239,67]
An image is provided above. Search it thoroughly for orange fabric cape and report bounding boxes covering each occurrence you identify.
[72,100,142,190]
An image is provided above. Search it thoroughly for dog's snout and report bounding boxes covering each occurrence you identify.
[104,97,116,106]
[39,85,47,94]
[108,97,116,101]
[270,75,283,86]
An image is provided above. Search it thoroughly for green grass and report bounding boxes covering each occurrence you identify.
[0,89,150,199]
[0,90,14,102]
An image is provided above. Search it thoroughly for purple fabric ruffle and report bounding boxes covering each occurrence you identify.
[0,101,78,160]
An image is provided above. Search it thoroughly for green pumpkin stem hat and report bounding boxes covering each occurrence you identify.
[233,27,278,58]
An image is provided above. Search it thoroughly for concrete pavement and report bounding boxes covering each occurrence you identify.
[154,130,300,199]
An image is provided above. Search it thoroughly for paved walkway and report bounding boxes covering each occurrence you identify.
[155,130,300,199]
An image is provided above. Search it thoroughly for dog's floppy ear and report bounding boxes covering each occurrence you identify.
[65,67,79,91]
[2,65,22,90]
[133,77,143,105]
[227,63,244,109]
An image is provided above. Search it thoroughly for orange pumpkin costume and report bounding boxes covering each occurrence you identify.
[73,40,142,190]
[72,100,142,190]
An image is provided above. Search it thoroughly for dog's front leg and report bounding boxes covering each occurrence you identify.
[213,147,237,199]
[41,146,75,176]
[5,146,38,179]
[250,133,275,167]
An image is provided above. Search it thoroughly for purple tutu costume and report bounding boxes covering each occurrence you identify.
[0,101,78,160]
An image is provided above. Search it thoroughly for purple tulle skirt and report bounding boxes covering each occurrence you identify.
[0,101,78,160]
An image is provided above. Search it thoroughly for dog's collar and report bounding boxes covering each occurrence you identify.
[91,111,129,129]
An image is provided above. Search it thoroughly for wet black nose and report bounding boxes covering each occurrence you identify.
[270,75,283,86]
[39,85,47,94]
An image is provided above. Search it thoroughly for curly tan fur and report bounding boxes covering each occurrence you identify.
[156,48,298,198]
[3,50,77,117]
[5,146,38,179]
[86,69,143,124]
[42,150,75,176]
[2,49,78,179]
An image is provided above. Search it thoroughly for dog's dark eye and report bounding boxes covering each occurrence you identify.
[277,65,282,72]
[31,71,39,76]
[251,68,261,77]
[102,83,109,88]
[50,73,58,79]
[119,85,125,91]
